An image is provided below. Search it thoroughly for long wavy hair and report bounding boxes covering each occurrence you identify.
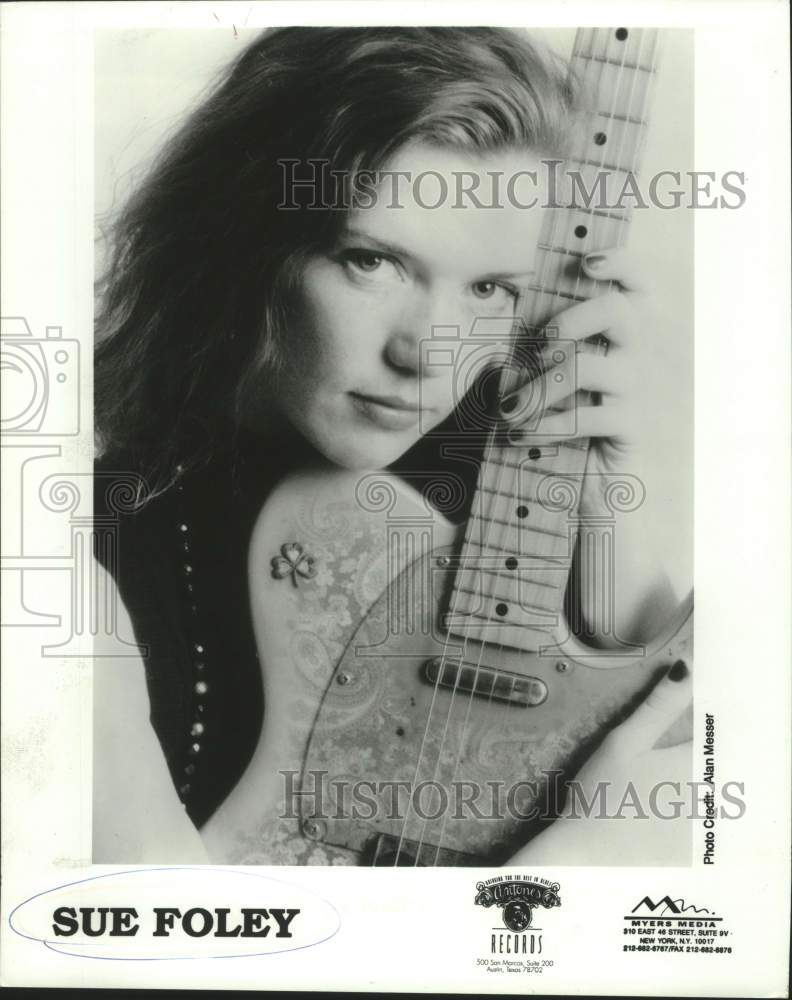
[95,26,575,500]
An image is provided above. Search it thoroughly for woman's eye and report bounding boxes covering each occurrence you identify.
[472,281,497,299]
[345,250,386,274]
[471,280,516,304]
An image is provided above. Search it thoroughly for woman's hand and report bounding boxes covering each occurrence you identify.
[500,248,692,643]
[508,659,694,867]
[501,247,685,511]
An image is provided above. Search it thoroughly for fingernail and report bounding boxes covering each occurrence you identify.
[668,659,688,682]
[585,253,607,271]
[500,393,519,414]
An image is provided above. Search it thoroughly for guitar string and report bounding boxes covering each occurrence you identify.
[405,27,599,863]
[387,123,574,864]
[483,25,631,764]
[391,26,655,866]
[569,28,660,645]
[557,24,649,640]
[480,25,661,855]
[479,26,662,852]
[407,27,614,866]
[423,26,631,865]
[389,233,551,859]
[404,25,617,866]
[424,25,661,865]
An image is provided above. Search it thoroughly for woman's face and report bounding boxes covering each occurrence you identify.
[276,143,548,470]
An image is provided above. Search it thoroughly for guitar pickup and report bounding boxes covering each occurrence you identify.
[423,658,548,707]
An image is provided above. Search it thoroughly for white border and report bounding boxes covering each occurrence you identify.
[1,1,789,993]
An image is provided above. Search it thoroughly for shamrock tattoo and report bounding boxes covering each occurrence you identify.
[270,542,318,588]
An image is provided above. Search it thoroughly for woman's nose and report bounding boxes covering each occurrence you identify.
[384,297,450,377]
[384,330,422,374]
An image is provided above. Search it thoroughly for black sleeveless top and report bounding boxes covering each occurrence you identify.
[94,432,298,827]
[95,424,480,828]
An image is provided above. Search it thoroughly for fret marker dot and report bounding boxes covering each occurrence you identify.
[615,27,628,41]
[505,557,518,570]
[516,505,529,519]
[496,602,509,617]
[528,447,541,460]
[594,132,607,146]
[574,225,587,238]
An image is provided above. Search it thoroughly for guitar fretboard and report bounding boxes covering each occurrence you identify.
[446,27,661,653]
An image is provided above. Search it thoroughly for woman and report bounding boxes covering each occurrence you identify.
[94,26,692,864]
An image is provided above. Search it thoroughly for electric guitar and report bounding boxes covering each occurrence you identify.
[202,25,693,866]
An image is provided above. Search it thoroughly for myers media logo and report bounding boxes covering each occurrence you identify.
[622,893,731,954]
[630,895,714,917]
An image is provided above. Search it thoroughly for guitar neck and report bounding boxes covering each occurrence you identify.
[446,27,661,654]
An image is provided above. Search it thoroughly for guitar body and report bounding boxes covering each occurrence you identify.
[203,465,692,865]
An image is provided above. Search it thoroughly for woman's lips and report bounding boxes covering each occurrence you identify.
[349,391,425,431]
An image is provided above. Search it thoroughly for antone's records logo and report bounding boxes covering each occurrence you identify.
[475,876,561,931]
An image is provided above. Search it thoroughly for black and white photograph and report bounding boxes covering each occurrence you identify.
[1,2,789,994]
[92,24,696,868]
